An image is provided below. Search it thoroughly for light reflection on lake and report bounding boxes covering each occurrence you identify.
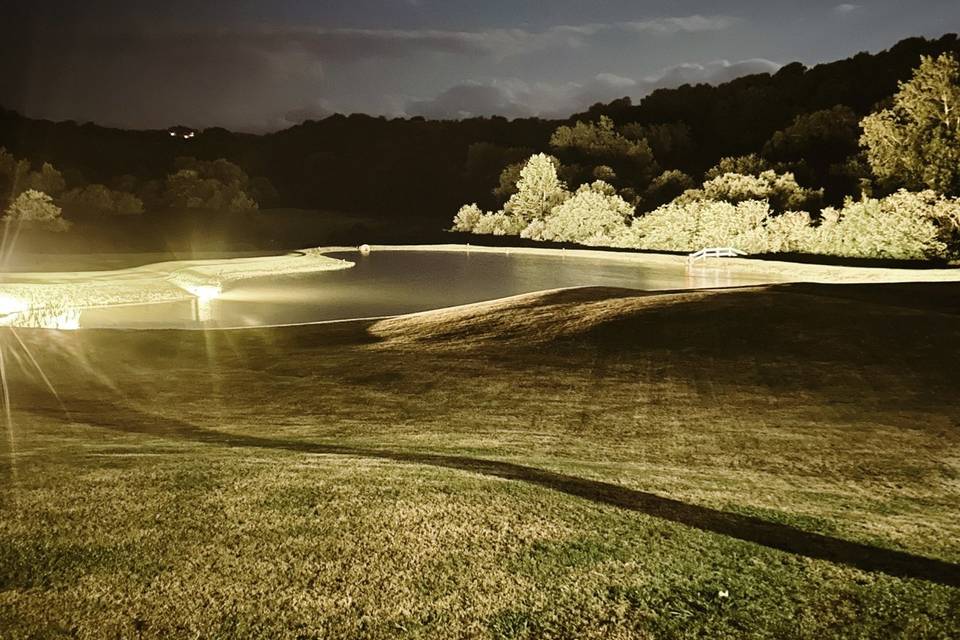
[9,251,769,330]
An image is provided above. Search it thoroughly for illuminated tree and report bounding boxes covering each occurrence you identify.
[860,53,960,194]
[705,153,771,180]
[451,203,483,232]
[3,189,70,232]
[504,154,569,223]
[677,170,822,213]
[632,199,772,253]
[471,211,525,236]
[533,181,634,245]
[812,190,957,259]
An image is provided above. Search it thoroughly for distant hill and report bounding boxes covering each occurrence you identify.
[1,33,958,224]
[572,34,960,172]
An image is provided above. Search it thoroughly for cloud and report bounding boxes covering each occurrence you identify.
[406,83,534,120]
[621,15,741,34]
[833,4,862,14]
[186,15,740,62]
[643,58,783,90]
[3,14,743,66]
[405,58,783,120]
[280,101,336,125]
[0,27,330,131]
[0,14,745,130]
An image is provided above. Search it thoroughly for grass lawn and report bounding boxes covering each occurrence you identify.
[1,282,959,638]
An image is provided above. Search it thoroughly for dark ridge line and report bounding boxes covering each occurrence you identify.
[21,400,960,589]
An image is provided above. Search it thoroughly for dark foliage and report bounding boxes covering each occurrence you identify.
[1,34,958,233]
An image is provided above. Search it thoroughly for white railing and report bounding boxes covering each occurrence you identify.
[688,247,748,263]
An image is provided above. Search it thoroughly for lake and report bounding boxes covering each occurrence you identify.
[9,249,771,329]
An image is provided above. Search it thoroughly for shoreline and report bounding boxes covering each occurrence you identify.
[0,251,356,325]
[357,243,960,284]
[2,244,959,330]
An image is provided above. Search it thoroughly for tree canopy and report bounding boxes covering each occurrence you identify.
[4,189,70,232]
[503,153,569,223]
[861,53,960,195]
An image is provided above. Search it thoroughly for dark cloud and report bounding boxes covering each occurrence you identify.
[0,15,742,129]
[646,58,783,90]
[1,0,955,131]
[405,58,783,120]
[282,102,335,124]
[833,4,862,15]
[0,26,327,131]
[406,82,535,119]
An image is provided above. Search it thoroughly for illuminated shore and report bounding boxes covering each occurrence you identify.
[362,244,960,285]
[2,244,959,330]
[0,250,355,327]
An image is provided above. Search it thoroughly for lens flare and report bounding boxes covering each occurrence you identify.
[0,294,28,318]
[181,283,223,302]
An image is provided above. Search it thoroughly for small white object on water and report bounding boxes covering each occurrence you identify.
[359,244,371,256]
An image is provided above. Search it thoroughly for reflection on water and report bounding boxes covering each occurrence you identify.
[4,251,768,330]
[2,307,82,330]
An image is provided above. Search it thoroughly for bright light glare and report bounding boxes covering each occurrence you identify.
[182,284,222,302]
[0,294,28,317]
[46,311,81,331]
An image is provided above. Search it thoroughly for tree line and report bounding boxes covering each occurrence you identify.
[454,52,960,260]
[0,33,958,253]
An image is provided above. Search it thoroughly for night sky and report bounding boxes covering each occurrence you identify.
[1,1,958,132]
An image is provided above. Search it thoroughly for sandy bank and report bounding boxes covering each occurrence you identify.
[0,251,355,318]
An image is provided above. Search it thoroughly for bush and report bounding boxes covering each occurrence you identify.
[163,157,259,212]
[632,199,773,253]
[4,190,70,232]
[550,116,659,189]
[503,154,569,223]
[452,203,483,232]
[529,181,634,245]
[642,170,696,211]
[61,184,144,215]
[811,190,956,260]
[471,211,525,236]
[705,154,771,180]
[763,211,816,253]
[677,170,823,213]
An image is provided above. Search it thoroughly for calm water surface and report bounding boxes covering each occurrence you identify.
[73,250,762,329]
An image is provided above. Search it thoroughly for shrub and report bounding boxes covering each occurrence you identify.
[163,157,259,212]
[452,203,483,232]
[677,170,823,213]
[642,170,696,211]
[533,181,634,245]
[763,211,816,253]
[811,190,955,259]
[550,116,659,188]
[632,199,773,252]
[705,154,771,180]
[61,184,144,215]
[4,190,70,232]
[471,211,525,236]
[504,154,569,223]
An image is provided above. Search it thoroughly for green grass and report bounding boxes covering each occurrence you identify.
[1,283,959,638]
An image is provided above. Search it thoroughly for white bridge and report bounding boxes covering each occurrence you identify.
[688,247,748,263]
